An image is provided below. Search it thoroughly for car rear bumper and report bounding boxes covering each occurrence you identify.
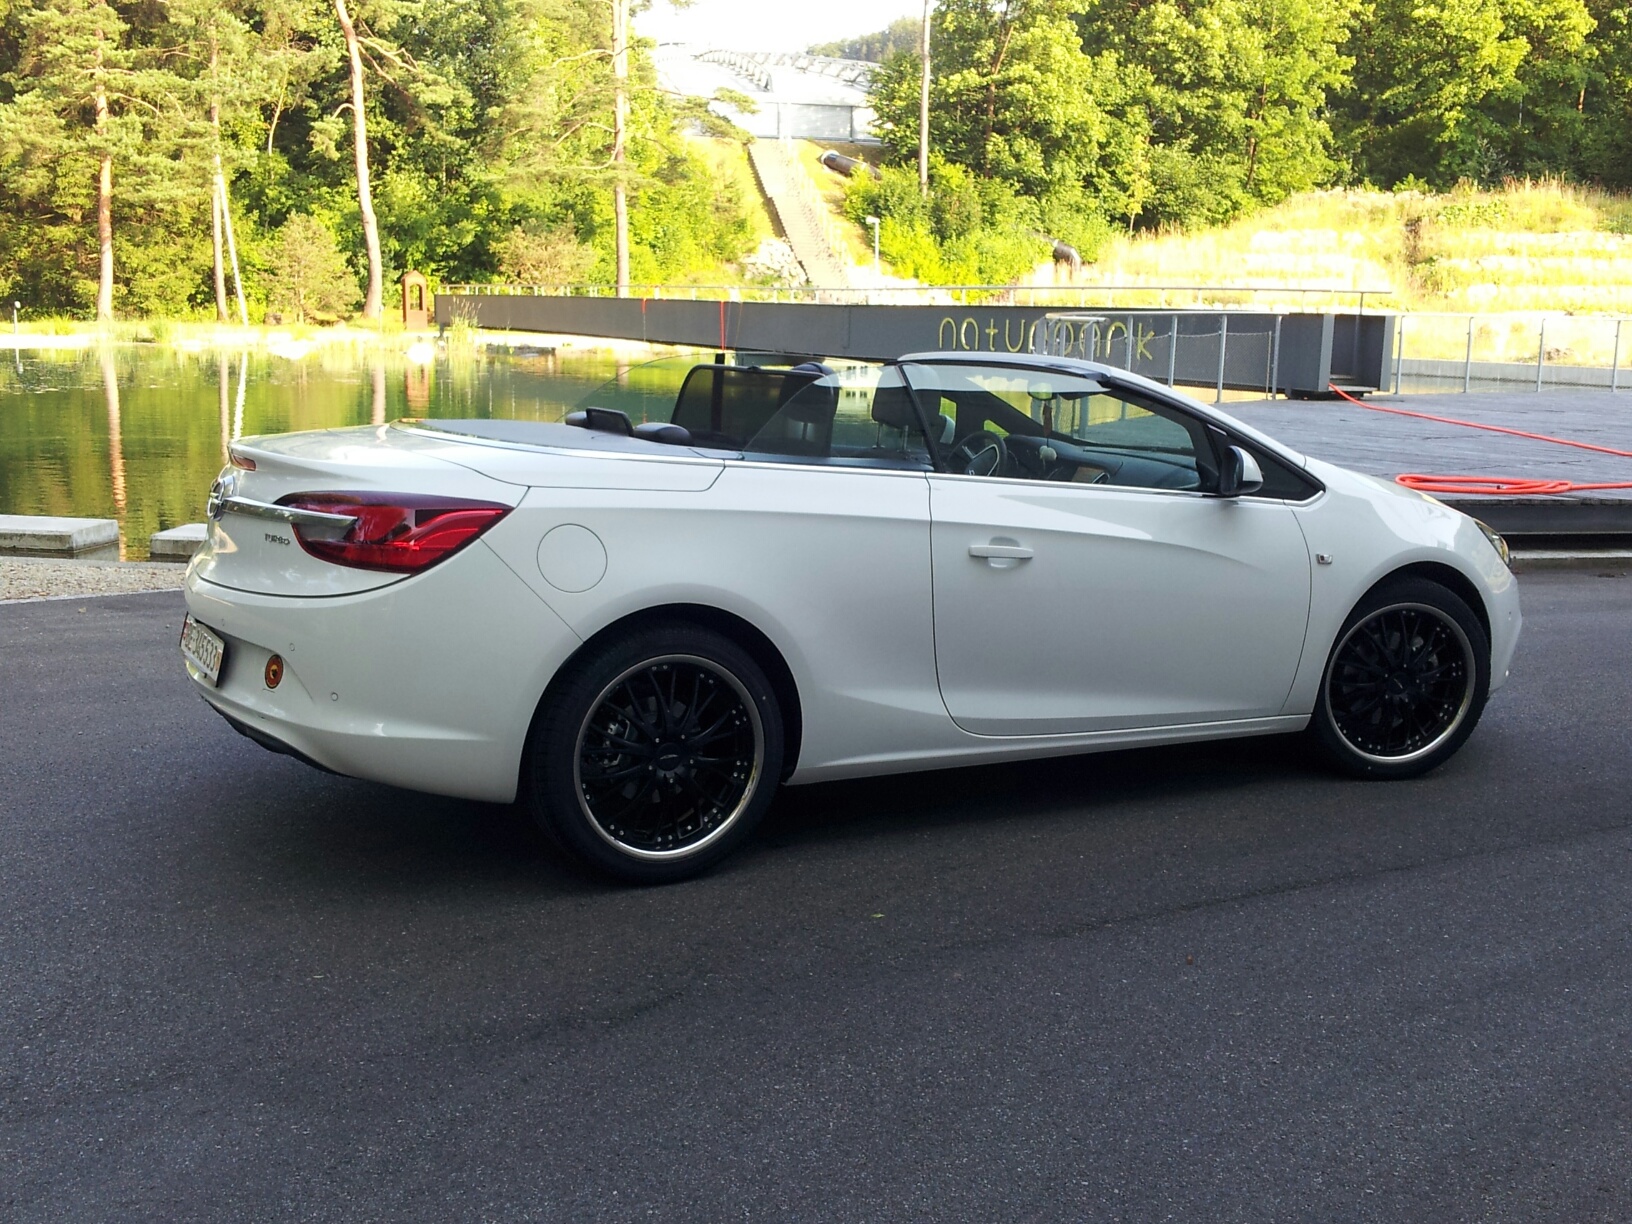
[183,541,582,803]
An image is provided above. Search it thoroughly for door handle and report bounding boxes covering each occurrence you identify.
[969,542,1033,560]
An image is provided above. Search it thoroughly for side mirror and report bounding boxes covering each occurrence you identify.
[1218,445,1264,497]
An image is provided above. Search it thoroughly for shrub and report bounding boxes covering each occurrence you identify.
[493,224,597,286]
[267,215,359,323]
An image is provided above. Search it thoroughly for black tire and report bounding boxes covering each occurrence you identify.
[525,622,784,883]
[1309,576,1490,779]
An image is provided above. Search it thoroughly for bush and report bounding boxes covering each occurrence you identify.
[845,163,1049,285]
[493,224,597,286]
[267,215,359,323]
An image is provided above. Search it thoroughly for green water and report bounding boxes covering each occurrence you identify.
[0,344,698,559]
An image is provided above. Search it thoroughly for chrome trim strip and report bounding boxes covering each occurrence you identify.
[220,496,357,539]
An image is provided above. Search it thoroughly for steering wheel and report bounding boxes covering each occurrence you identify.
[948,430,1008,477]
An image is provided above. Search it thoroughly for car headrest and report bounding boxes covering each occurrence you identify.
[778,363,837,426]
[871,384,921,432]
[633,421,692,445]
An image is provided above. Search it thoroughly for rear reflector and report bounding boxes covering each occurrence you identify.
[277,493,511,573]
[229,448,256,471]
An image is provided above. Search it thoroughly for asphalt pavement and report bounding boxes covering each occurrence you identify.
[3,571,1632,1222]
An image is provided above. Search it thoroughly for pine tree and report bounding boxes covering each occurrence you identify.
[0,0,140,318]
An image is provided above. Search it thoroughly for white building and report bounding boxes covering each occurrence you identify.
[653,44,880,143]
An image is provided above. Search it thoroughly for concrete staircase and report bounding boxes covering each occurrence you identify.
[746,140,856,290]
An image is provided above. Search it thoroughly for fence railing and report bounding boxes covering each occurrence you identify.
[1034,311,1328,403]
[440,285,1632,395]
[1390,311,1629,392]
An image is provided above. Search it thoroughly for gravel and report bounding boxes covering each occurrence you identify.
[0,557,187,603]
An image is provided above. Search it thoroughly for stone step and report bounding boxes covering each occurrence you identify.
[149,523,209,563]
[0,515,121,559]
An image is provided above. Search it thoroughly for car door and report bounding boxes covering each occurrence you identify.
[908,361,1312,737]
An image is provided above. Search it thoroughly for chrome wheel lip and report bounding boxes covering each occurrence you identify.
[1322,601,1477,766]
[572,653,765,862]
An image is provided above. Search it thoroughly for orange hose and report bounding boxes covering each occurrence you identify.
[1324,384,1632,496]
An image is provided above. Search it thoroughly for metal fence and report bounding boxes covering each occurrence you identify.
[441,285,1631,396]
[1390,312,1630,393]
[1030,310,1392,402]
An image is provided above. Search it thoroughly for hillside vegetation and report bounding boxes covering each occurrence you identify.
[1078,182,1632,315]
[842,0,1632,293]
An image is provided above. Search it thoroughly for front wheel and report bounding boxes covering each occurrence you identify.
[525,622,784,883]
[1309,577,1490,779]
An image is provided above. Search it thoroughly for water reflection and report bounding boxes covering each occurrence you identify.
[0,345,693,558]
[233,352,248,442]
[100,348,128,559]
[218,354,230,461]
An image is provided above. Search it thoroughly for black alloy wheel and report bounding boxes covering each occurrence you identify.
[527,622,784,883]
[575,655,761,856]
[1311,577,1491,779]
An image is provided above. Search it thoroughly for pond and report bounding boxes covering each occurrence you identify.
[0,343,702,559]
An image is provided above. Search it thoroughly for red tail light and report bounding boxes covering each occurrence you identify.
[277,493,511,573]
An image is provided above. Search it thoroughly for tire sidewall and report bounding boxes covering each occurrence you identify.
[1312,576,1491,779]
[527,622,784,883]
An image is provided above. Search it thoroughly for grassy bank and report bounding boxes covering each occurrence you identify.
[1078,181,1632,317]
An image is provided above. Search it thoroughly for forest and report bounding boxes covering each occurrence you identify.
[0,0,756,318]
[2,0,1630,316]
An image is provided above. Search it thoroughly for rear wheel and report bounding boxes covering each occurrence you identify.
[526,622,783,883]
[1309,577,1490,779]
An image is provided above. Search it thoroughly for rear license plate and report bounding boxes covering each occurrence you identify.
[180,615,226,687]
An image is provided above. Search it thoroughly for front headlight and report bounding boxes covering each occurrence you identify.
[1475,519,1511,567]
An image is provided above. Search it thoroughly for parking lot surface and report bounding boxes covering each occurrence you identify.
[3,571,1631,1222]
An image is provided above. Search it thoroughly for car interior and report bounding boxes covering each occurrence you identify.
[565,355,1315,497]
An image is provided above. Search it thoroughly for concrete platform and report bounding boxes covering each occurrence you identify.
[0,514,120,558]
[1227,389,1632,541]
[148,523,208,562]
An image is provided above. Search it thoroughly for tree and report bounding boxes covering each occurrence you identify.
[810,16,924,60]
[269,212,359,320]
[333,0,384,318]
[871,0,1118,199]
[162,0,266,323]
[0,0,211,319]
[0,0,760,314]
[1077,0,1354,219]
[493,222,597,283]
[1578,0,1632,183]
[1333,0,1529,185]
[0,0,136,319]
[1489,0,1596,177]
[611,0,629,294]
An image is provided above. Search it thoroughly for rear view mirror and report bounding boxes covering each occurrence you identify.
[1218,445,1264,497]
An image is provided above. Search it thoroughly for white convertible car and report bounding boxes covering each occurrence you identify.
[182,352,1520,881]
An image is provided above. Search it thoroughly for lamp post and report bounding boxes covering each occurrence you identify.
[11,301,17,336]
[865,216,880,277]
